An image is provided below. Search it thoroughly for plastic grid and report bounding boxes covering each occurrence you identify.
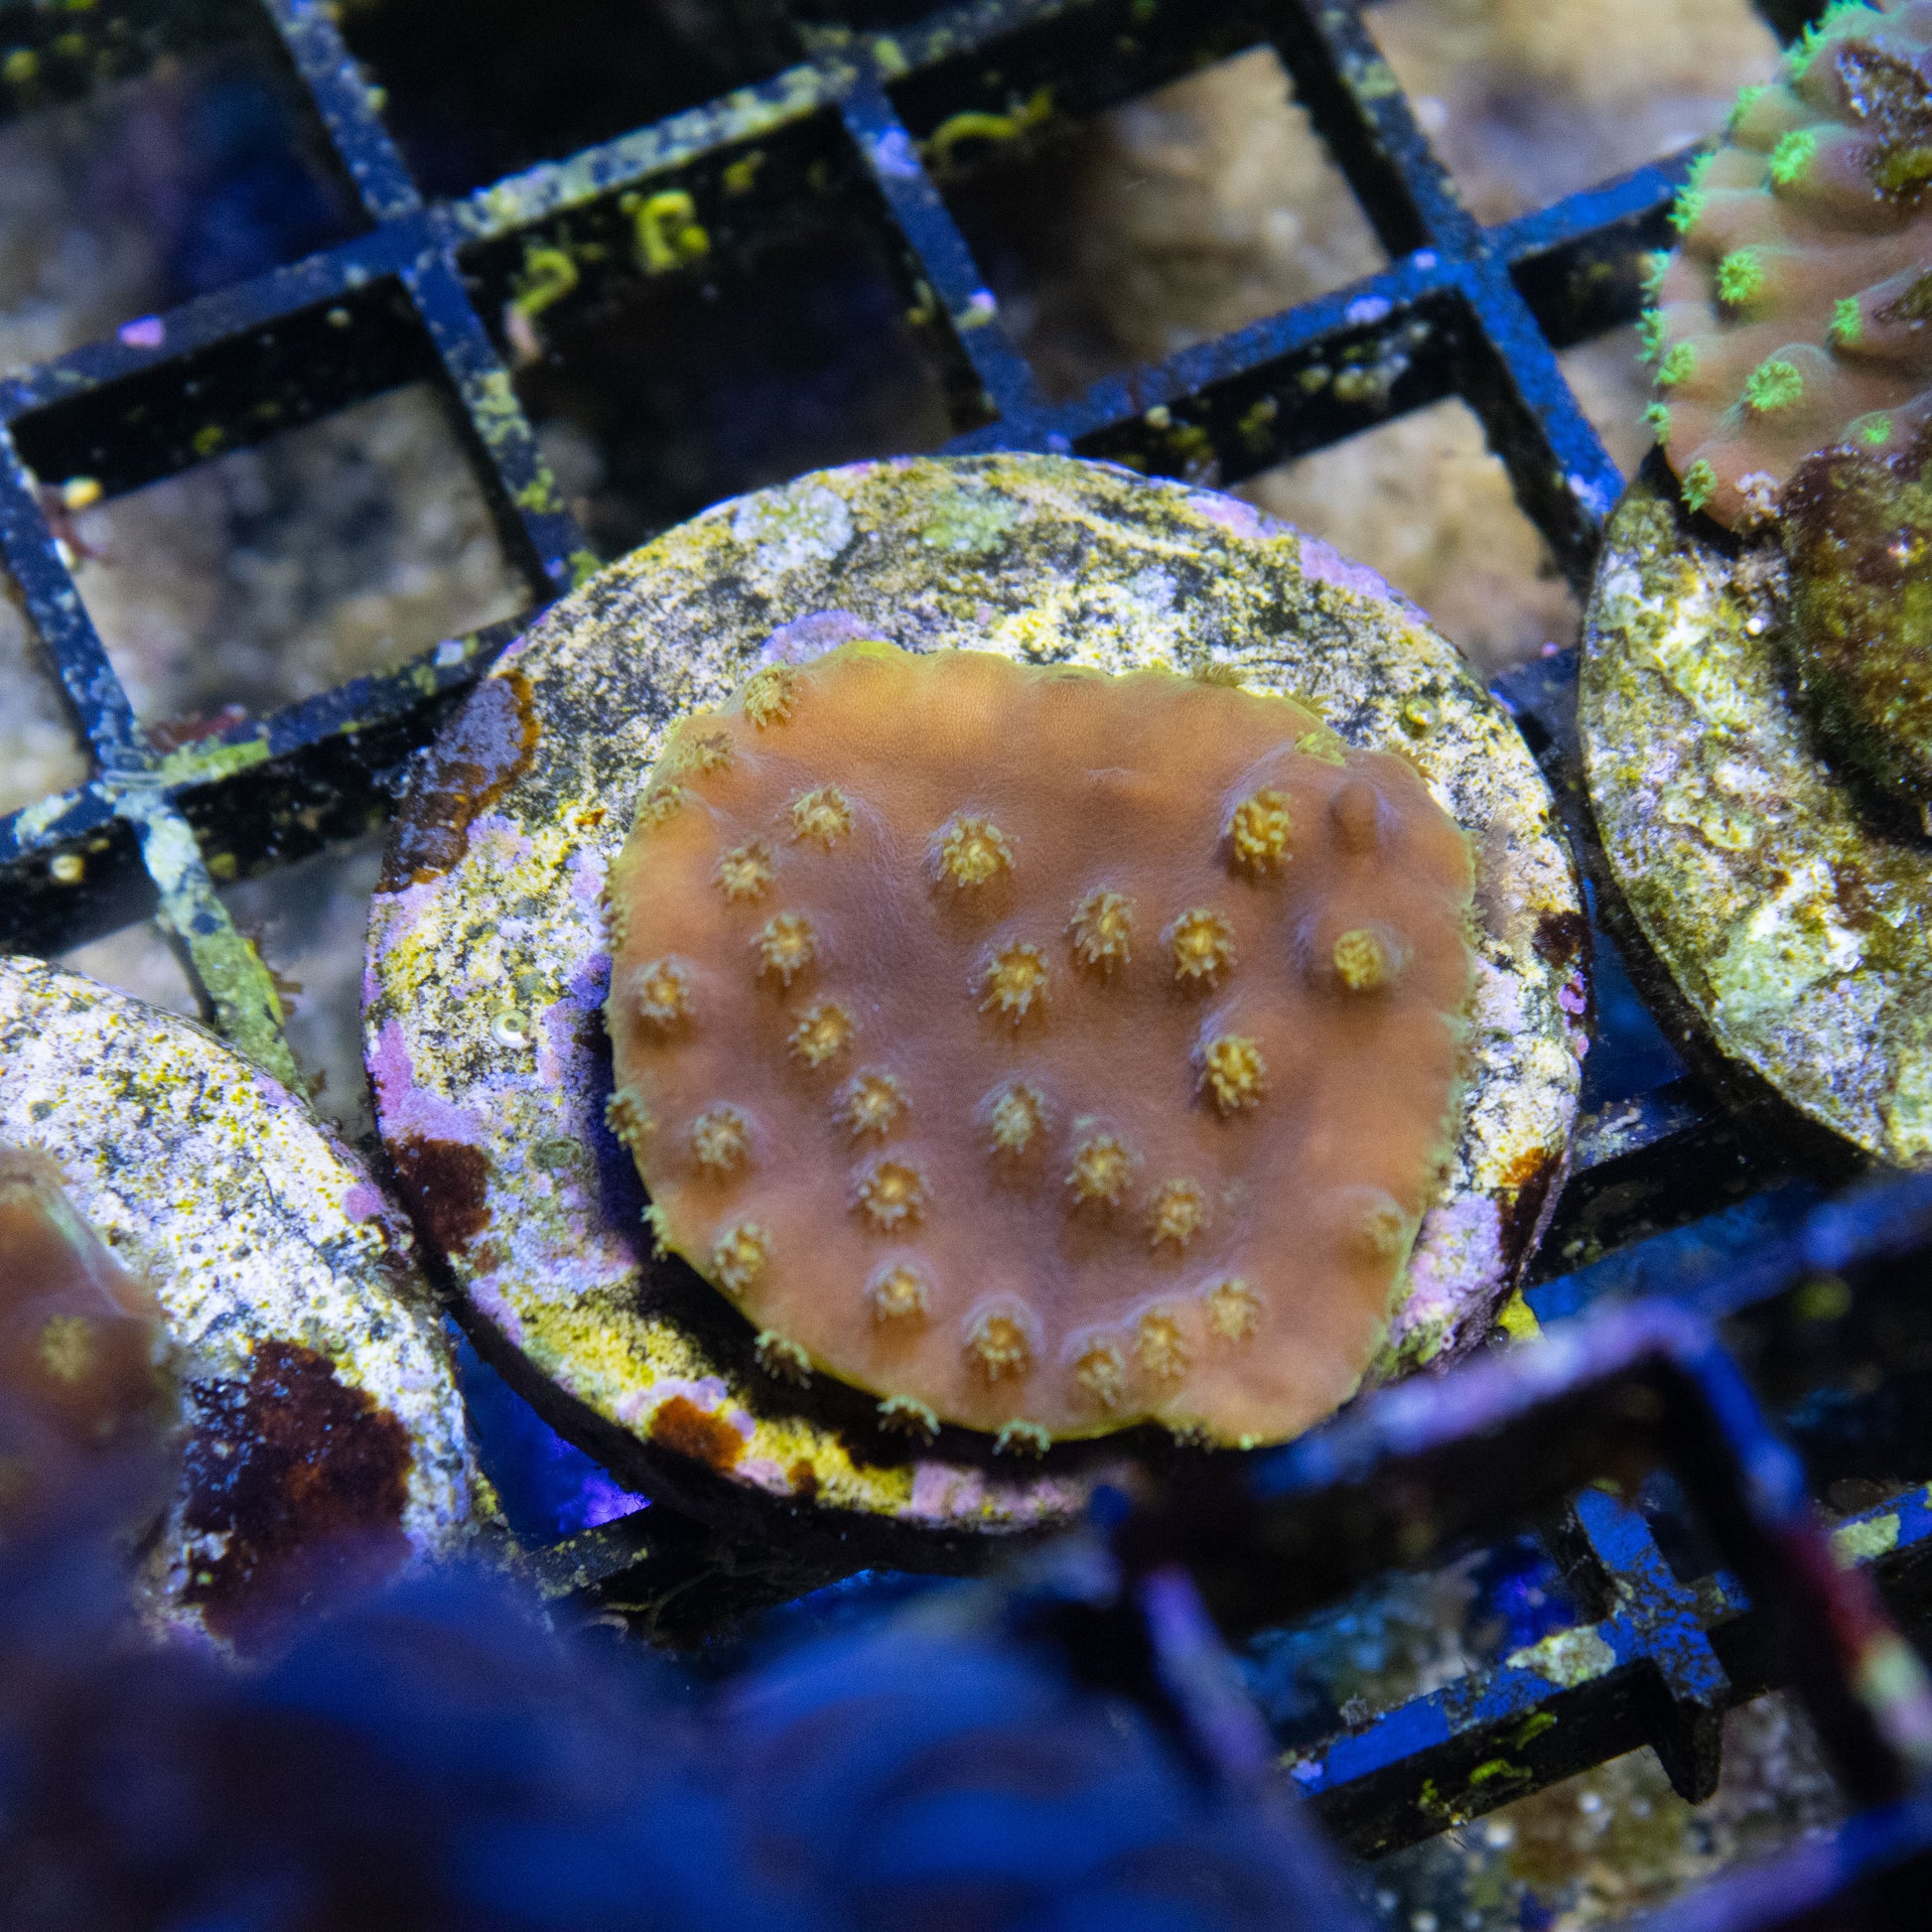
[7,0,1919,1899]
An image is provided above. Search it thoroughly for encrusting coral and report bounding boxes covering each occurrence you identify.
[595,641,1467,1445]
[602,642,1474,1449]
[1645,0,1932,531]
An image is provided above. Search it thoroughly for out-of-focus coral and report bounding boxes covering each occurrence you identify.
[0,1144,178,1538]
[0,1521,1358,1930]
[1647,0,1932,530]
[604,641,1474,1448]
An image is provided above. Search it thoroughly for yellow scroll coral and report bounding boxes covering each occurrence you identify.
[602,642,1474,1447]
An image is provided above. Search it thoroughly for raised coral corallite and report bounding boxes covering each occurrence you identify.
[601,641,1474,1447]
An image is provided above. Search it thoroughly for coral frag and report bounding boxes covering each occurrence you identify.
[1646,0,1932,529]
[603,641,1474,1449]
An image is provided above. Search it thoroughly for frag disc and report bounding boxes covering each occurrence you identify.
[365,454,1584,1562]
[1583,469,1932,1168]
[0,955,480,1646]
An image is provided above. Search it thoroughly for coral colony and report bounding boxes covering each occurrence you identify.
[1645,0,1932,530]
[1647,2,1932,812]
[602,641,1474,1450]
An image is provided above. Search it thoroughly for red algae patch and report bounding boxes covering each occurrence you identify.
[603,642,1475,1447]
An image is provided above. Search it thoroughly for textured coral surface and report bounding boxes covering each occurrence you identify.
[604,641,1474,1447]
[1650,0,1932,529]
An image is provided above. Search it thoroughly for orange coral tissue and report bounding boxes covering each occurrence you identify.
[601,642,1475,1448]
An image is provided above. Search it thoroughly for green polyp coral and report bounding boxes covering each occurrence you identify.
[1669,153,1713,232]
[1645,401,1673,441]
[1680,458,1718,513]
[1636,308,1666,361]
[1769,127,1817,187]
[1641,2,1932,529]
[1657,341,1698,387]
[1744,356,1804,413]
[1718,248,1765,307]
[1640,250,1671,298]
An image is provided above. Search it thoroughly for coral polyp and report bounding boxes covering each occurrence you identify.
[935,815,1013,888]
[1228,788,1293,874]
[1167,907,1237,987]
[839,1070,907,1140]
[756,911,818,985]
[602,640,1474,1445]
[1068,889,1136,970]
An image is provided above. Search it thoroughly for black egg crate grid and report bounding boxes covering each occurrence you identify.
[1,0,1923,1911]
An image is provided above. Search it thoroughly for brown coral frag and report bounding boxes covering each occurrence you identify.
[1648,1,1932,529]
[603,642,1474,1446]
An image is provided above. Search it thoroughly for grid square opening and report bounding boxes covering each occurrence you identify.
[69,381,529,734]
[934,45,1386,403]
[1236,395,1581,673]
[0,588,88,818]
[337,0,800,200]
[0,7,364,368]
[1368,0,1779,225]
[1561,321,1652,483]
[474,187,962,558]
